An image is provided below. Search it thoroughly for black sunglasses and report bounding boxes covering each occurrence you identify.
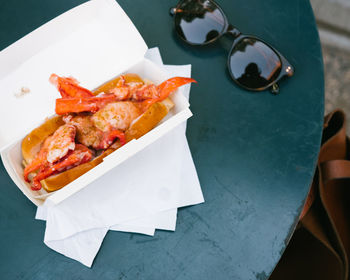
[170,0,294,94]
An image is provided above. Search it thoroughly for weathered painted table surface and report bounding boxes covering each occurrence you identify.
[0,0,324,279]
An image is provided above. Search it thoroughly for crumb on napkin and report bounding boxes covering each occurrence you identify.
[14,87,30,98]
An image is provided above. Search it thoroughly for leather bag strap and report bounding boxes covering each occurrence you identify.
[321,160,350,182]
[301,109,349,280]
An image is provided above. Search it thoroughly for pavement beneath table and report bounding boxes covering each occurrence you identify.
[322,45,350,132]
[310,0,350,132]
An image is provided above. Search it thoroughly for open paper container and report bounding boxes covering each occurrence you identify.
[0,0,192,206]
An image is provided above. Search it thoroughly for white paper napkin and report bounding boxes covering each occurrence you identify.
[35,48,204,267]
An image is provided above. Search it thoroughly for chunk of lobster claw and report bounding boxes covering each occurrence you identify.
[157,77,197,100]
[140,77,197,111]
[23,124,76,184]
[23,136,52,182]
[50,74,95,98]
[31,144,94,190]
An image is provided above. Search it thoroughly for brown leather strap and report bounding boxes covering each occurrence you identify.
[321,160,350,182]
[300,110,348,219]
[301,110,349,279]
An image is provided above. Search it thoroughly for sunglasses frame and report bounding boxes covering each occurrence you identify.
[171,0,294,93]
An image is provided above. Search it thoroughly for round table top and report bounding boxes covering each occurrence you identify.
[0,0,324,279]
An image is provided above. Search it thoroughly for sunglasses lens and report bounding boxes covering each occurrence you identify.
[174,0,226,45]
[229,38,282,90]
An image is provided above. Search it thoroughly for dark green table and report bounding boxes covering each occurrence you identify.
[0,1,324,279]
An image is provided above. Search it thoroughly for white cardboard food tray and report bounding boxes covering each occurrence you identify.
[0,0,192,206]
